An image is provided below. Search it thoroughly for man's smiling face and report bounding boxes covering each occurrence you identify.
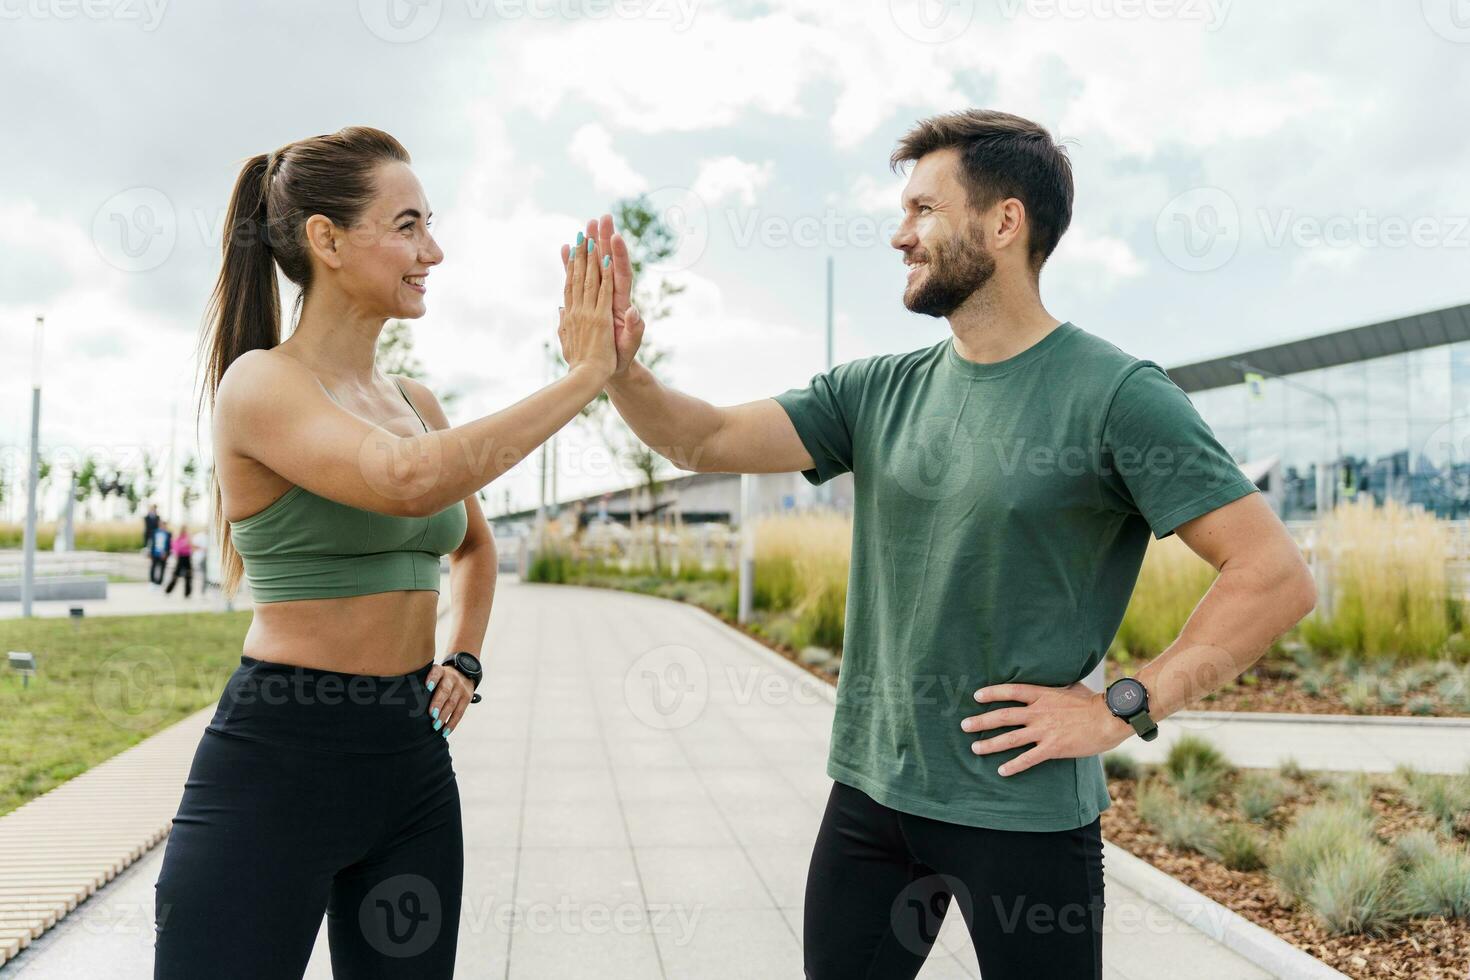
[891,147,996,318]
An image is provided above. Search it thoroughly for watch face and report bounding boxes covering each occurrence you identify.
[456,652,482,675]
[1108,678,1145,715]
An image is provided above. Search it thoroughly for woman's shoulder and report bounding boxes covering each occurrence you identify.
[389,374,449,430]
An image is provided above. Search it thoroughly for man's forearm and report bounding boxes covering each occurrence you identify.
[1134,550,1316,720]
[605,360,724,472]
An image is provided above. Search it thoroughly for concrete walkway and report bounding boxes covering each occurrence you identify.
[0,580,240,620]
[3,580,1278,979]
[1123,709,1470,775]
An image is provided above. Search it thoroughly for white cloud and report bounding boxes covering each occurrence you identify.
[1048,226,1146,290]
[691,156,774,207]
[568,123,648,198]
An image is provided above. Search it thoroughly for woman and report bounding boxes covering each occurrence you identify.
[154,126,618,978]
[163,522,191,597]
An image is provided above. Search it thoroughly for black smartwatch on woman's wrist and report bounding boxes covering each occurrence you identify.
[443,651,483,703]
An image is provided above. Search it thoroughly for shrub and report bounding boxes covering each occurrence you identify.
[1103,752,1138,781]
[526,545,572,584]
[1115,536,1218,658]
[1237,771,1291,823]
[1402,845,1470,918]
[1305,838,1408,935]
[1170,761,1226,804]
[1407,695,1438,716]
[1392,828,1442,868]
[1398,767,1470,831]
[1299,499,1452,661]
[1165,736,1229,778]
[752,513,851,633]
[1136,778,1219,854]
[1324,772,1376,816]
[1341,676,1375,713]
[1206,822,1268,871]
[1270,802,1376,907]
[1279,757,1308,783]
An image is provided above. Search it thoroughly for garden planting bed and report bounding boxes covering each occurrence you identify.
[1100,749,1470,980]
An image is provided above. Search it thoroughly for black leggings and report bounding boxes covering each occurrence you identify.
[804,781,1104,980]
[164,555,192,596]
[155,656,462,979]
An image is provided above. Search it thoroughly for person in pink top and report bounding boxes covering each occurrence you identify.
[165,523,194,598]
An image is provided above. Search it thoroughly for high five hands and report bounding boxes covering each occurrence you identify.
[558,214,644,379]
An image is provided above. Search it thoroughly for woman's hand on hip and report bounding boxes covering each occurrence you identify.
[425,662,476,738]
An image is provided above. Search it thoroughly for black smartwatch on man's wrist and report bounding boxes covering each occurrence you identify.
[443,651,484,703]
[1104,676,1158,741]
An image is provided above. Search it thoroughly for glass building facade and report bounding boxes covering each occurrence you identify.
[1172,306,1470,521]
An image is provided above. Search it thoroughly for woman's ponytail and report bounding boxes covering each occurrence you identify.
[198,151,281,598]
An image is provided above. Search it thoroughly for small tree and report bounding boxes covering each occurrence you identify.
[179,453,202,522]
[73,455,99,521]
[138,450,159,507]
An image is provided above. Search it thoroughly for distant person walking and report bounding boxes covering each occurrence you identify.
[165,525,194,598]
[143,503,160,549]
[149,521,172,589]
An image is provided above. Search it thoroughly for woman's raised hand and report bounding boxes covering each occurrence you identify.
[557,229,616,383]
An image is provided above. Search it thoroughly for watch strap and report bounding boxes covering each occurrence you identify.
[1128,710,1159,741]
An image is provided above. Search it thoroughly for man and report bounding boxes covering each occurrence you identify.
[143,502,160,549]
[571,109,1316,979]
[149,519,172,590]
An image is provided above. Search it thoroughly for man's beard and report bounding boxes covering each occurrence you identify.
[903,227,996,318]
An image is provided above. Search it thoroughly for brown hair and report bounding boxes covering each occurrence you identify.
[891,109,1073,272]
[196,126,411,597]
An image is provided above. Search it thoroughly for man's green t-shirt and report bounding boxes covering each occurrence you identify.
[772,322,1258,831]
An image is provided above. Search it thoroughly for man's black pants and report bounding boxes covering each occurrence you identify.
[804,781,1104,979]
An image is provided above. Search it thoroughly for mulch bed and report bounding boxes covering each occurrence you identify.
[1101,777,1470,979]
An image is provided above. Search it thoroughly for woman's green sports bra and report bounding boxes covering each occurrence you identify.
[229,377,468,604]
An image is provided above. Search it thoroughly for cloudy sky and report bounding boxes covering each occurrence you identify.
[2,0,1468,522]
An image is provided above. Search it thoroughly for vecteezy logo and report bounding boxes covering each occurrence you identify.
[92,188,176,272]
[893,416,975,502]
[1422,0,1470,42]
[889,874,971,956]
[92,645,175,731]
[359,874,441,958]
[643,186,710,273]
[359,0,442,42]
[623,644,708,730]
[888,0,975,43]
[1155,186,1240,272]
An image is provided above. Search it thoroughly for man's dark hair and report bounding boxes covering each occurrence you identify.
[891,109,1073,272]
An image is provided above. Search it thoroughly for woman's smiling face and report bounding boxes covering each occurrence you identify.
[331,160,444,320]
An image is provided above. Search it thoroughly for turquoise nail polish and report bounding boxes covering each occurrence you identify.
[442,728,450,739]
[586,238,595,254]
[427,680,435,692]
[433,719,442,731]
[432,706,439,719]
[603,255,610,268]
[576,231,584,246]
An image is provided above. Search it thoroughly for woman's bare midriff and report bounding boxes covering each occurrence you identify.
[241,589,441,675]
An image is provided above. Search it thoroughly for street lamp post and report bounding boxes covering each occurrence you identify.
[21,315,44,618]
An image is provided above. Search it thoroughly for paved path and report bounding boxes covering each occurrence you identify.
[0,581,240,620]
[1123,709,1470,775]
[2,580,1275,979]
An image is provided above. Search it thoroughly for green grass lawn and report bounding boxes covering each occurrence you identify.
[0,611,252,817]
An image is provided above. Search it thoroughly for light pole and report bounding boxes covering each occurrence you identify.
[21,315,44,618]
